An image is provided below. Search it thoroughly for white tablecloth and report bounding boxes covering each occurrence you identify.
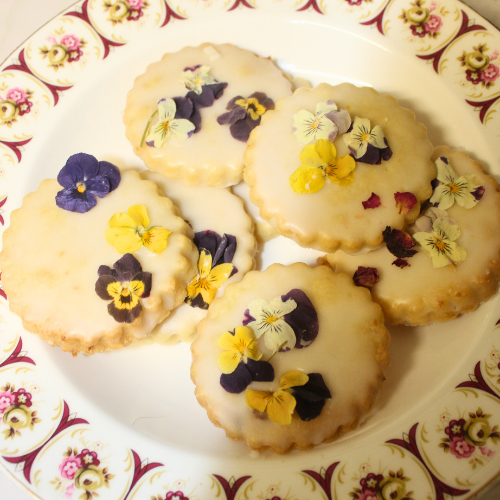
[0,1,499,499]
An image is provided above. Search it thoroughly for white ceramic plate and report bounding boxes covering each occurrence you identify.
[1,1,500,499]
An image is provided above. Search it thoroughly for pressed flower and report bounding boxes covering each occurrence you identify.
[291,372,331,421]
[353,266,379,288]
[392,258,410,268]
[430,157,484,210]
[185,249,235,309]
[217,92,274,142]
[362,193,381,209]
[413,217,466,268]
[383,226,417,259]
[55,153,120,213]
[220,358,274,394]
[144,98,195,148]
[217,326,262,374]
[245,371,308,425]
[394,191,417,215]
[343,116,392,164]
[244,294,298,351]
[292,100,351,144]
[95,254,152,323]
[289,139,356,194]
[180,65,217,94]
[105,205,172,254]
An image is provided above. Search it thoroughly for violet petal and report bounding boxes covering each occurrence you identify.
[113,253,143,282]
[292,373,331,402]
[226,95,244,110]
[98,265,116,277]
[294,397,326,422]
[95,274,117,301]
[282,289,319,348]
[85,176,110,198]
[185,293,208,310]
[194,230,219,258]
[355,143,382,165]
[55,187,97,213]
[242,309,255,325]
[246,359,274,382]
[473,186,485,201]
[217,106,246,126]
[381,144,393,162]
[97,161,121,192]
[172,96,194,120]
[220,362,252,394]
[58,153,100,187]
[108,301,142,323]
[229,119,252,142]
[132,272,152,298]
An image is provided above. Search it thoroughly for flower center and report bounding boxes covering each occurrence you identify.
[312,120,319,130]
[121,285,130,297]
[77,183,86,193]
[449,183,460,194]
[361,132,370,142]
[435,239,447,251]
[478,430,484,438]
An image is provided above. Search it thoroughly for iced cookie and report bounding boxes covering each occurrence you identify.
[124,43,293,187]
[191,263,390,453]
[325,146,500,326]
[0,154,198,354]
[139,172,256,345]
[244,83,436,253]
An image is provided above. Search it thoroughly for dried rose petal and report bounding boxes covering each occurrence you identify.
[383,226,417,259]
[395,192,417,215]
[362,193,381,210]
[353,266,379,288]
[392,258,410,268]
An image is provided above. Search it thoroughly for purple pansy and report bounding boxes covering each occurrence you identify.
[95,254,152,323]
[220,357,275,394]
[290,372,331,421]
[217,92,274,142]
[55,153,120,213]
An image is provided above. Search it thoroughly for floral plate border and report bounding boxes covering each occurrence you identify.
[1,0,500,499]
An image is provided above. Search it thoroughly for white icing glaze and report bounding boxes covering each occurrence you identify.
[244,83,435,253]
[0,171,198,348]
[124,43,293,187]
[327,147,500,325]
[191,263,389,452]
[139,172,256,344]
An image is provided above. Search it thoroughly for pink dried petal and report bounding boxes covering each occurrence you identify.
[394,192,417,215]
[383,227,417,259]
[362,193,381,210]
[392,258,410,268]
[353,266,379,288]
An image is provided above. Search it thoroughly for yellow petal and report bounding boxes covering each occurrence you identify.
[280,370,309,390]
[217,350,242,374]
[246,390,273,413]
[314,138,336,164]
[198,285,217,305]
[106,281,122,299]
[127,205,150,228]
[218,330,241,351]
[207,263,234,288]
[105,227,143,253]
[266,390,296,425]
[142,227,172,254]
[108,212,137,229]
[198,249,213,278]
[185,276,203,303]
[289,164,326,194]
[299,144,323,167]
[129,280,145,297]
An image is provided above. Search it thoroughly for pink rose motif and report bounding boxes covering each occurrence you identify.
[128,0,144,9]
[60,34,80,50]
[466,69,482,85]
[491,50,499,62]
[127,9,144,21]
[480,446,495,457]
[0,391,15,413]
[411,24,427,38]
[358,492,377,500]
[165,492,189,500]
[360,473,383,492]
[17,100,33,116]
[347,0,363,5]
[13,388,32,407]
[60,456,82,480]
[6,88,26,103]
[482,64,500,83]
[450,437,475,458]
[65,483,75,498]
[77,449,100,467]
[426,15,442,33]
[429,1,437,11]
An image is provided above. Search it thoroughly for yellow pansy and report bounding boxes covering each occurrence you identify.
[105,205,172,254]
[235,97,266,121]
[185,249,235,308]
[217,326,262,374]
[245,371,309,425]
[289,139,356,194]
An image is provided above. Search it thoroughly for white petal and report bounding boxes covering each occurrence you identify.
[447,242,467,264]
[292,110,317,144]
[326,109,351,135]
[158,98,176,122]
[268,296,297,317]
[247,298,271,339]
[315,100,338,116]
[435,157,458,184]
[367,125,387,149]
[263,320,297,351]
[430,184,455,210]
[433,217,460,242]
[170,119,195,140]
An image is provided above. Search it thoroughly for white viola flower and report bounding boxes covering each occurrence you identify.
[246,296,298,352]
[429,157,484,210]
[292,100,350,144]
[146,98,195,148]
[343,116,386,158]
[408,206,448,235]
[180,65,216,94]
[413,216,466,268]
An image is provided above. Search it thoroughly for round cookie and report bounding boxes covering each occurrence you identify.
[0,160,198,354]
[325,146,500,326]
[138,172,256,345]
[244,83,436,253]
[191,263,390,453]
[124,43,293,187]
